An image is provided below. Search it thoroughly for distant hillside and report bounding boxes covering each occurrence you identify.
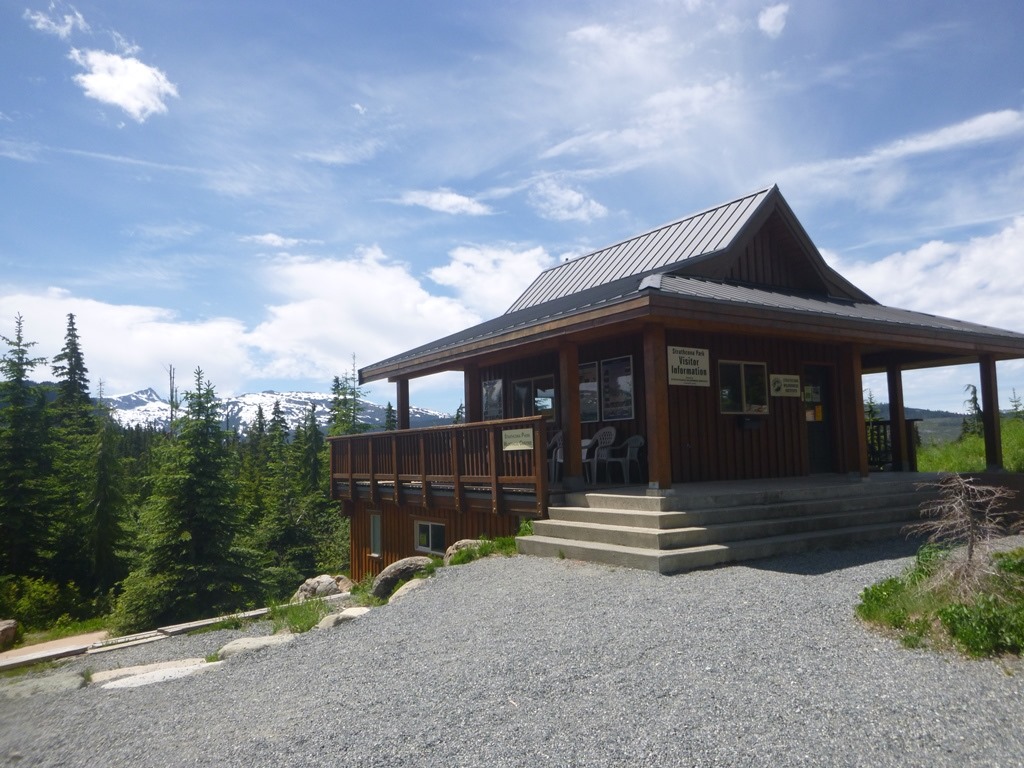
[100,388,451,435]
[874,404,965,445]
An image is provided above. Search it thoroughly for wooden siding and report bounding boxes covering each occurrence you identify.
[665,330,847,482]
[347,500,522,582]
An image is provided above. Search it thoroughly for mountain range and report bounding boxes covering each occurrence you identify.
[101,388,452,435]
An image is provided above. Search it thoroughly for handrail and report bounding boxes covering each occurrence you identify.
[328,416,549,516]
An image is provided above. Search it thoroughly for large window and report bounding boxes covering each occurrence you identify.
[719,361,769,415]
[601,356,634,421]
[512,376,556,421]
[415,521,446,555]
[579,362,600,423]
[370,514,382,557]
[482,379,503,421]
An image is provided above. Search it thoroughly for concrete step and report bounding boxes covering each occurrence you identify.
[548,489,928,529]
[533,505,921,550]
[517,520,915,575]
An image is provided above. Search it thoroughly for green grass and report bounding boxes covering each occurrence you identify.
[857,545,1024,657]
[19,615,109,647]
[917,417,1024,473]
[268,599,330,634]
[446,535,520,566]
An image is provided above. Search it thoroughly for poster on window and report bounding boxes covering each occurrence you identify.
[482,379,503,421]
[601,356,634,421]
[579,362,599,423]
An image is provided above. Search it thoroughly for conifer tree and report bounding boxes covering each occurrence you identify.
[0,314,50,577]
[88,410,129,595]
[114,369,256,631]
[384,402,397,431]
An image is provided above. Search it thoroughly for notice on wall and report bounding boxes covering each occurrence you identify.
[667,346,710,387]
[502,428,534,451]
[770,374,801,398]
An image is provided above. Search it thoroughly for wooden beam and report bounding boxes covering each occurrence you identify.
[643,324,672,489]
[845,345,869,478]
[558,341,583,485]
[886,362,908,471]
[980,354,1003,470]
[464,363,481,422]
[396,378,410,430]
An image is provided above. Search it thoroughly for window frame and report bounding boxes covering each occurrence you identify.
[369,513,382,557]
[718,361,769,416]
[414,520,446,555]
[511,375,557,422]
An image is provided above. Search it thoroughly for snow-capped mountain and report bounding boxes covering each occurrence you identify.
[101,388,451,435]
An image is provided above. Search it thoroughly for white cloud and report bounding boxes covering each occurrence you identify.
[248,247,480,382]
[758,4,789,39]
[0,289,253,396]
[352,103,367,115]
[68,49,178,122]
[240,233,321,249]
[529,180,608,223]
[826,218,1024,333]
[24,5,89,39]
[781,110,1024,204]
[428,245,555,316]
[396,189,492,215]
[298,139,382,166]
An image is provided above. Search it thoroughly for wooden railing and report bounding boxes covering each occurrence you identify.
[866,419,921,471]
[328,416,548,516]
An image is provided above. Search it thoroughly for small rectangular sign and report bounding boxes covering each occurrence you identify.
[502,428,534,451]
[770,374,801,398]
[667,346,710,387]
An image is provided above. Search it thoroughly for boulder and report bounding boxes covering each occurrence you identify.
[0,619,17,651]
[389,578,427,602]
[292,574,355,603]
[217,633,295,660]
[371,556,433,600]
[316,606,371,630]
[443,539,485,566]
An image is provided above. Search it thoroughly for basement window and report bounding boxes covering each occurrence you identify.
[719,361,769,415]
[370,514,382,557]
[415,521,446,555]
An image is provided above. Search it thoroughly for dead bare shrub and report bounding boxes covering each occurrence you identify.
[908,473,1020,598]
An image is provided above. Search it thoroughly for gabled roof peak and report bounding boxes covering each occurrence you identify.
[507,185,781,313]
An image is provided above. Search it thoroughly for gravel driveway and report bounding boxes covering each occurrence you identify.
[2,538,1023,767]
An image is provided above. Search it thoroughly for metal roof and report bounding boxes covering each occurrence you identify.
[506,186,773,313]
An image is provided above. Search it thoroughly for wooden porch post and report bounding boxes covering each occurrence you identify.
[886,362,908,471]
[464,363,481,422]
[558,341,584,486]
[979,354,1003,470]
[845,345,869,478]
[643,324,672,490]
[396,378,410,430]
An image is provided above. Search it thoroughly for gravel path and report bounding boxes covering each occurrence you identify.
[2,539,1023,767]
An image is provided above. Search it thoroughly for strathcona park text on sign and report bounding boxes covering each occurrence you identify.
[667,346,710,387]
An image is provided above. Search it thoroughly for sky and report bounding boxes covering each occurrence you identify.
[1,1,1023,415]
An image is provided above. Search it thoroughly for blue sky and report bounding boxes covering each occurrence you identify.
[1,1,1023,414]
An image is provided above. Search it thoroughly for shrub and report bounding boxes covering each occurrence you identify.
[269,599,329,634]
[0,576,85,632]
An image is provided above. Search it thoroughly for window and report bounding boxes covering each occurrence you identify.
[579,362,599,423]
[719,361,769,415]
[415,521,446,555]
[601,356,634,421]
[482,379,503,421]
[512,376,556,421]
[370,514,382,557]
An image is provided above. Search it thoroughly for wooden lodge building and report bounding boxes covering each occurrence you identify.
[330,185,1024,580]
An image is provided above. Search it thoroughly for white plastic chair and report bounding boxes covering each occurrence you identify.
[547,430,564,483]
[581,426,616,483]
[600,435,645,484]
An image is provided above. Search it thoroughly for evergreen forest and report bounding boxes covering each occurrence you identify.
[0,313,366,636]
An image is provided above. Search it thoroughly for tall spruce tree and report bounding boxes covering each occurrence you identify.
[46,313,99,590]
[0,314,49,577]
[88,410,129,595]
[114,369,256,631]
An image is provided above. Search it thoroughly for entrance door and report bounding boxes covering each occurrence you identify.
[803,365,835,473]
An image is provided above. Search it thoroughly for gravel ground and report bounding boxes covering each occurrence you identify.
[2,539,1023,767]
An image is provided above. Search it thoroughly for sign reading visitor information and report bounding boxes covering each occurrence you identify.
[502,428,534,451]
[770,374,801,397]
[667,346,710,386]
